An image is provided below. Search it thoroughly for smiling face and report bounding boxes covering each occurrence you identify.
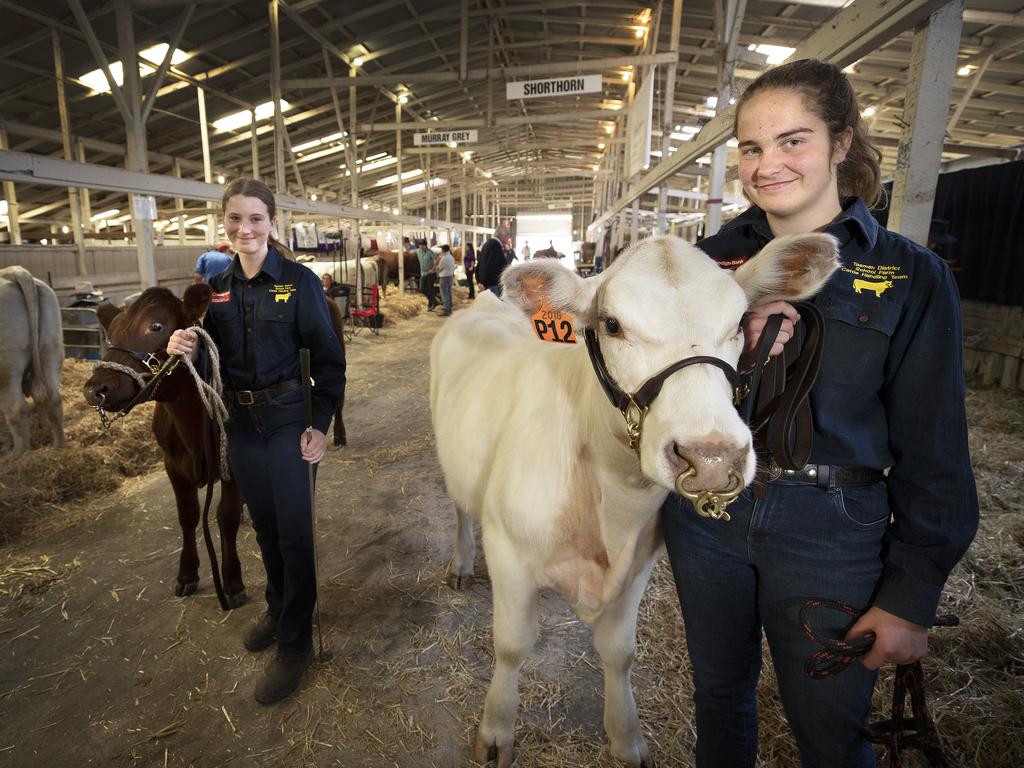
[223,194,275,261]
[737,88,851,235]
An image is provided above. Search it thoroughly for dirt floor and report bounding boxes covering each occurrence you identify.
[1,288,1022,767]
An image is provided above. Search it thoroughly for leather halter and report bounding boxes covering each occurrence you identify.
[583,326,743,451]
[101,345,181,414]
[583,326,745,520]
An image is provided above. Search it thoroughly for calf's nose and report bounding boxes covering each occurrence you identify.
[83,380,108,406]
[671,437,749,491]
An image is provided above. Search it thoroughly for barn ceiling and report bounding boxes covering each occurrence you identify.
[0,0,1022,240]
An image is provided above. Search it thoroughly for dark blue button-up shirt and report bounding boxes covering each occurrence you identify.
[204,246,345,434]
[699,199,979,626]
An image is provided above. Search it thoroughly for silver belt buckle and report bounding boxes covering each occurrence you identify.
[236,390,255,406]
[767,455,783,482]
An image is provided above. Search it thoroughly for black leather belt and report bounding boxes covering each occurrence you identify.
[767,459,885,489]
[226,378,301,406]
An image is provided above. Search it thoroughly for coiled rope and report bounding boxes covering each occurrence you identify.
[177,326,231,481]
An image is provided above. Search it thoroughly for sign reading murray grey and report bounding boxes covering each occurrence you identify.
[506,74,603,100]
[412,129,478,147]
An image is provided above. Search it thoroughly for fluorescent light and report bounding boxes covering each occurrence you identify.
[374,169,423,188]
[671,132,695,141]
[748,44,795,65]
[291,131,345,153]
[862,106,877,118]
[78,44,190,93]
[957,65,973,77]
[90,208,120,221]
[364,152,388,162]
[0,200,8,215]
[353,57,364,67]
[402,178,445,196]
[296,144,347,164]
[727,138,739,148]
[705,95,718,109]
[213,100,290,132]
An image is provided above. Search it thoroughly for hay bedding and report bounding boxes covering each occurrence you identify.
[0,314,1021,767]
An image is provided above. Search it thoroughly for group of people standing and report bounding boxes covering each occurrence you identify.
[167,57,978,768]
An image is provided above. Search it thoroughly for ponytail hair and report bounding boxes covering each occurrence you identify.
[734,59,884,207]
[220,178,297,259]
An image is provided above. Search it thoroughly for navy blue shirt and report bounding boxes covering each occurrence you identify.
[204,246,345,434]
[700,199,979,626]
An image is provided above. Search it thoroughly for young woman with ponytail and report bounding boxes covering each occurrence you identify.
[167,178,345,704]
[660,59,978,767]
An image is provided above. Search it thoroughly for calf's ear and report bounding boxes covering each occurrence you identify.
[94,301,122,331]
[182,284,212,323]
[733,233,840,306]
[502,261,598,321]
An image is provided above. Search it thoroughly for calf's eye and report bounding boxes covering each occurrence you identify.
[604,318,621,336]
[149,322,164,333]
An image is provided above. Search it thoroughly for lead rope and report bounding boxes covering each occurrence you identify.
[177,326,231,481]
[800,599,959,767]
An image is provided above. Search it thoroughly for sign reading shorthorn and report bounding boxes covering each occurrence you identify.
[412,130,478,147]
[506,74,603,100]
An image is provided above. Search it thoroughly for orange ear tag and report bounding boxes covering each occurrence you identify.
[531,305,577,344]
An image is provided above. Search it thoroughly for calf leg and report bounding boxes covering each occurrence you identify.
[475,529,539,768]
[332,396,347,446]
[217,478,247,608]
[167,467,201,597]
[449,504,475,589]
[592,568,655,768]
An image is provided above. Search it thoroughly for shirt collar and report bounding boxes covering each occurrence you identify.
[228,244,284,282]
[720,197,879,249]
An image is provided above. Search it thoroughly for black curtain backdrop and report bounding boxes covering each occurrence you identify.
[872,160,1024,307]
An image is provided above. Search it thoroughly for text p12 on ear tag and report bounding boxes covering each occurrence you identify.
[531,306,577,344]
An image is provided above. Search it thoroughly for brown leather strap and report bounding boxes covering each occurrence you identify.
[748,301,826,498]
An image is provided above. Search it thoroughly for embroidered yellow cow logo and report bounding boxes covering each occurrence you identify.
[853,278,893,297]
[270,283,296,303]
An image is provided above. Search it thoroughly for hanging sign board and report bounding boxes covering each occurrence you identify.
[625,71,654,178]
[412,130,478,147]
[506,74,603,100]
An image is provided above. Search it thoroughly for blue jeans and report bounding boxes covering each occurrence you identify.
[227,392,317,658]
[439,275,453,314]
[661,480,889,768]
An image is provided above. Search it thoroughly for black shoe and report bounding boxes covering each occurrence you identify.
[254,652,311,704]
[243,613,279,652]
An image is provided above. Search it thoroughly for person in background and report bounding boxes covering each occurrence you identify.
[475,237,509,298]
[505,239,517,263]
[659,59,978,768]
[463,242,476,300]
[167,178,345,706]
[436,244,457,316]
[194,243,233,283]
[521,240,531,260]
[415,239,438,311]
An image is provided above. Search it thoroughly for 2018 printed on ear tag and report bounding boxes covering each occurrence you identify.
[531,306,576,344]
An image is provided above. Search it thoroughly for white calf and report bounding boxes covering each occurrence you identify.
[430,234,838,766]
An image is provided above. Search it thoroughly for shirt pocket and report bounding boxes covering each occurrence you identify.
[815,291,902,392]
[205,300,241,351]
[254,299,299,379]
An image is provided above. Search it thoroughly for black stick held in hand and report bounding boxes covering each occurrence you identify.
[300,349,329,662]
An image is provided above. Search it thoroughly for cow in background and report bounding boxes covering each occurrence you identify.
[374,250,421,295]
[430,233,840,767]
[0,266,65,454]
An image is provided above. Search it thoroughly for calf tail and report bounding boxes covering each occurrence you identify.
[10,267,47,402]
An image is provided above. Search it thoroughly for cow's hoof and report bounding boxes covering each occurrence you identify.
[225,590,248,609]
[175,580,199,597]
[447,572,474,591]
[611,741,655,768]
[333,435,347,447]
[474,734,513,767]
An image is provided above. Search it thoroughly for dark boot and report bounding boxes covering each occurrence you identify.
[254,652,311,704]
[243,612,279,652]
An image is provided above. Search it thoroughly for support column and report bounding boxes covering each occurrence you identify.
[889,0,965,245]
[115,0,157,287]
[0,130,21,245]
[349,64,362,304]
[76,141,92,229]
[657,0,683,235]
[250,110,261,180]
[396,99,404,294]
[706,0,745,237]
[173,158,186,245]
[269,0,289,240]
[53,30,86,273]
[197,86,216,243]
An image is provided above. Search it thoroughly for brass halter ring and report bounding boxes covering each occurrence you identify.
[674,467,745,522]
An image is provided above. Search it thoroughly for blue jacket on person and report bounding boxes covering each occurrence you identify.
[699,197,979,628]
[195,249,233,282]
[203,246,345,434]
